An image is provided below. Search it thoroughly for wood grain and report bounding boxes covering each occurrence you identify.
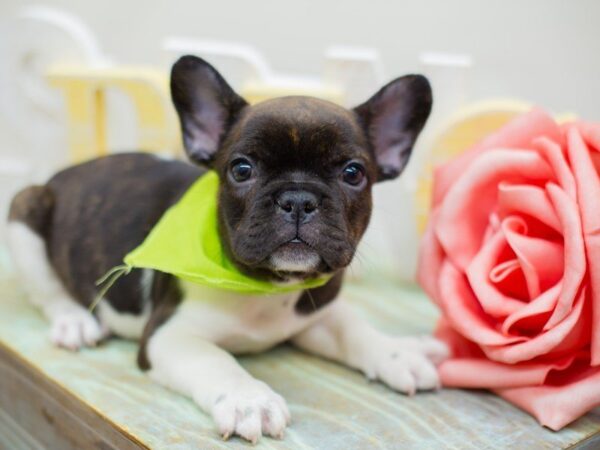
[0,273,598,449]
[0,342,145,450]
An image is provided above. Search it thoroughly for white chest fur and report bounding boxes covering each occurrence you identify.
[173,281,333,353]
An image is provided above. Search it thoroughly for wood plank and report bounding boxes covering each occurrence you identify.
[0,407,45,450]
[572,433,600,450]
[0,342,145,450]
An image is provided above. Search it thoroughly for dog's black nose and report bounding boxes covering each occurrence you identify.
[276,190,319,224]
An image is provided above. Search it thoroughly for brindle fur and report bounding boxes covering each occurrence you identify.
[10,154,199,314]
[8,185,54,235]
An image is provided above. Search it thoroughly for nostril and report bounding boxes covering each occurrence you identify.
[303,202,316,214]
[276,198,293,213]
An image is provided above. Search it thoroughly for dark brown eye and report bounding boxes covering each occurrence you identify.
[341,162,365,186]
[230,158,253,182]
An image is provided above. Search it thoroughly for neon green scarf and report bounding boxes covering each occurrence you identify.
[94,171,330,305]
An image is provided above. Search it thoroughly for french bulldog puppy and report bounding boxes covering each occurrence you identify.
[8,56,447,443]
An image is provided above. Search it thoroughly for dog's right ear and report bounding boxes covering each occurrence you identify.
[171,55,248,166]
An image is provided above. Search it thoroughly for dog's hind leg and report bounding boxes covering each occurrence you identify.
[7,186,108,350]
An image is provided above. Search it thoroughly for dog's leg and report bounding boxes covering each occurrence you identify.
[146,311,290,443]
[7,222,108,350]
[292,300,449,395]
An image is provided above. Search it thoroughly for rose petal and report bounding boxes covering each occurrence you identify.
[433,108,562,206]
[497,368,600,430]
[439,262,526,346]
[482,212,502,243]
[439,355,575,389]
[489,259,520,283]
[466,230,526,317]
[483,288,587,364]
[435,317,485,359]
[496,182,562,232]
[436,149,553,270]
[417,211,446,305]
[490,260,531,305]
[501,216,563,299]
[544,183,586,329]
[564,121,600,151]
[533,136,577,199]
[501,283,561,335]
[566,127,600,366]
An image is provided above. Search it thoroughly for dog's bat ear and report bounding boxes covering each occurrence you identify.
[171,55,248,166]
[353,75,432,182]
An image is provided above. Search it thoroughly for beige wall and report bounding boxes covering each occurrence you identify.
[2,0,598,116]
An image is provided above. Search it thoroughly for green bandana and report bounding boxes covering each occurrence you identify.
[94,171,330,307]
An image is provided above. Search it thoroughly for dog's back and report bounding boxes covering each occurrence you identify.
[7,153,201,347]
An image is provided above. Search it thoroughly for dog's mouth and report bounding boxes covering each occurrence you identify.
[268,237,323,276]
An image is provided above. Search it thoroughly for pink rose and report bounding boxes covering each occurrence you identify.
[418,109,600,430]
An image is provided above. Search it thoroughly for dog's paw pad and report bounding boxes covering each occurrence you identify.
[210,380,290,443]
[50,309,107,350]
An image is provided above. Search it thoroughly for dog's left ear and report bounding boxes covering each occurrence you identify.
[354,75,432,181]
[171,55,248,166]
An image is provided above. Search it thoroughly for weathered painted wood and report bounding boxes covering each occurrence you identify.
[0,343,146,450]
[0,407,45,450]
[0,273,598,449]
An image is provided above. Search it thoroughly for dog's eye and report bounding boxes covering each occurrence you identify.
[341,162,366,186]
[230,159,254,182]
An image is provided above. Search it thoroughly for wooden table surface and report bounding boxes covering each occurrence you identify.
[0,268,599,449]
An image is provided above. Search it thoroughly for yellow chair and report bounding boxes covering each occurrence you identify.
[47,65,178,162]
[47,64,343,163]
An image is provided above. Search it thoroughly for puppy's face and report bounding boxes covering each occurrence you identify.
[216,98,373,279]
[171,56,432,281]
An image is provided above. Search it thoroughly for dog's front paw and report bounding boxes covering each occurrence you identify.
[210,379,291,443]
[50,307,109,350]
[365,336,449,395]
